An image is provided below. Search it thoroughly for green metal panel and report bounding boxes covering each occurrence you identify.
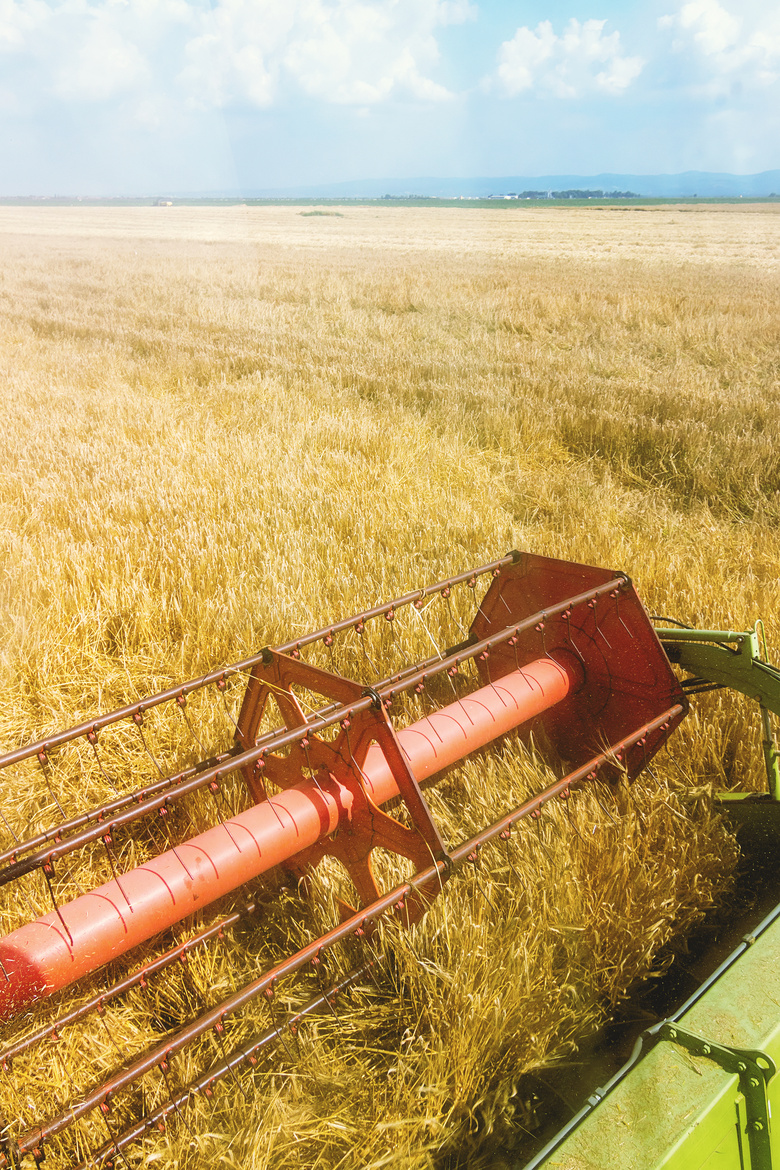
[528,625,780,1170]
[538,906,780,1169]
[657,626,780,801]
[549,1046,746,1169]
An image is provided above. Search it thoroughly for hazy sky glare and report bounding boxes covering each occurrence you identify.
[0,0,777,194]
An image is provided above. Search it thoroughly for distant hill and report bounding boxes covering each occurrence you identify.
[243,171,780,199]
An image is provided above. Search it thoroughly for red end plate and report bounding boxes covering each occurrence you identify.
[470,552,687,778]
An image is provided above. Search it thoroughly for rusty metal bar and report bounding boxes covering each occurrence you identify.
[0,902,257,1068]
[69,959,378,1170]
[0,556,513,773]
[0,648,459,873]
[11,703,680,1158]
[0,576,625,889]
[0,646,451,872]
[0,656,577,1020]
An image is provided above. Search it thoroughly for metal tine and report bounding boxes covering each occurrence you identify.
[450,665,480,735]
[174,693,208,757]
[441,661,459,700]
[612,587,634,638]
[95,998,126,1066]
[498,825,524,885]
[130,711,165,779]
[85,731,122,797]
[206,782,244,854]
[470,568,499,628]
[442,582,468,638]
[35,748,68,821]
[0,804,20,852]
[158,812,196,882]
[158,1055,199,1144]
[465,845,498,914]
[496,577,513,617]
[250,763,288,832]
[1,908,254,1073]
[323,628,337,674]
[97,1105,134,1170]
[353,619,380,678]
[131,976,200,1145]
[536,615,566,674]
[216,771,242,820]
[508,631,538,696]
[559,786,588,845]
[41,859,74,946]
[384,602,407,675]
[8,858,53,934]
[531,806,556,865]
[477,642,493,685]
[16,697,678,1165]
[588,596,613,650]
[563,608,587,668]
[1,579,585,877]
[301,736,326,799]
[72,961,380,1170]
[409,600,462,700]
[101,831,133,912]
[341,721,377,801]
[347,914,385,993]
[0,755,190,872]
[212,1020,248,1101]
[0,557,511,778]
[640,733,650,775]
[264,981,302,1061]
[82,1124,105,1170]
[216,672,242,734]
[591,783,621,826]
[0,680,284,865]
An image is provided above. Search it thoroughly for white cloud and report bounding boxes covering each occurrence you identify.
[496,18,643,99]
[0,0,47,52]
[281,2,453,105]
[0,0,462,113]
[436,0,477,26]
[54,15,149,102]
[676,0,740,54]
[177,0,294,109]
[659,1,780,91]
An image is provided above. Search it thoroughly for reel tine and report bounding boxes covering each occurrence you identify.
[97,1104,133,1170]
[175,692,208,757]
[130,711,164,779]
[0,804,20,851]
[35,749,67,822]
[158,1055,199,1143]
[466,846,498,914]
[86,730,122,797]
[499,825,523,885]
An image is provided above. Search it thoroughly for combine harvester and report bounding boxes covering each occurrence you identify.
[0,552,778,1168]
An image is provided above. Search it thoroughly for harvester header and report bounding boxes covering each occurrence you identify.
[0,551,728,1168]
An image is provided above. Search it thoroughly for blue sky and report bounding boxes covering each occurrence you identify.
[0,0,777,194]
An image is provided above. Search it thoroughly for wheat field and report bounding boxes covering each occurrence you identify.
[0,203,778,1168]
